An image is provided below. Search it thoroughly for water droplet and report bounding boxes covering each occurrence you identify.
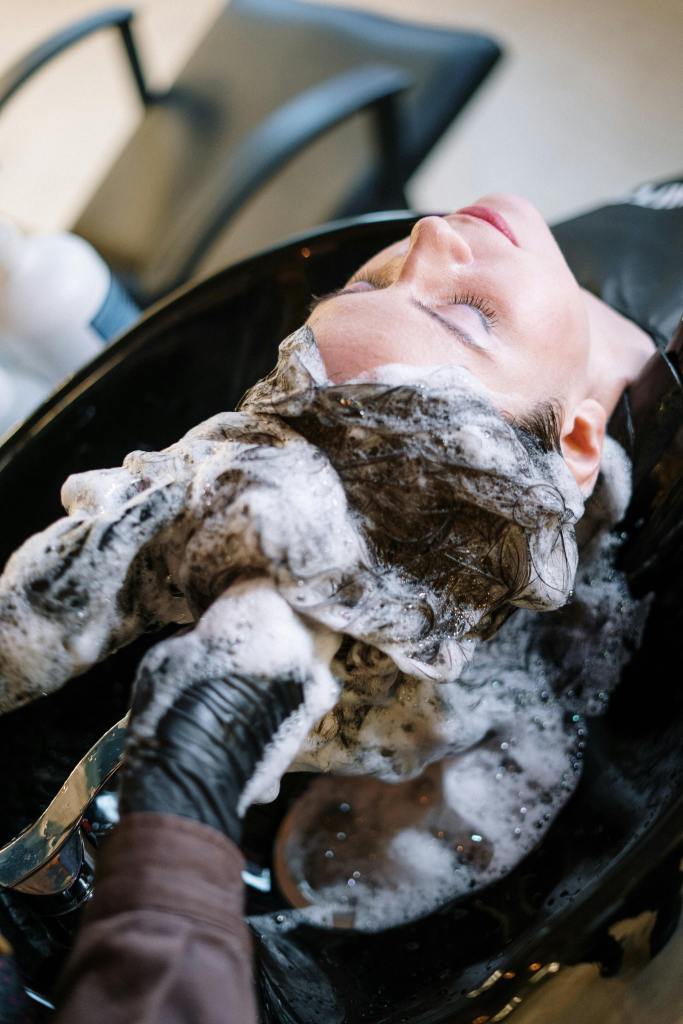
[500,741,509,751]
[275,914,285,923]
[336,832,347,841]
[339,802,351,813]
[324,849,335,859]
[347,878,356,887]
[471,834,483,844]
[519,806,527,815]
[513,827,522,837]
[352,870,361,879]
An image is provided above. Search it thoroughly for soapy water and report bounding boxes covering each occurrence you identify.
[274,683,580,931]
[271,435,651,930]
[0,326,649,930]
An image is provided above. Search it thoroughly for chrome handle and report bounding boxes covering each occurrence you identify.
[0,713,129,893]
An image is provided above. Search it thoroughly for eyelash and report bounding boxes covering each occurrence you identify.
[447,290,498,328]
[349,272,498,328]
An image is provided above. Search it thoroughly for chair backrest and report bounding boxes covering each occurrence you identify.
[71,0,500,302]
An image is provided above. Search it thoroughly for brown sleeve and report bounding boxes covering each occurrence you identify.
[54,813,258,1024]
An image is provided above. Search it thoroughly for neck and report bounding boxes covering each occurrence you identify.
[582,289,656,418]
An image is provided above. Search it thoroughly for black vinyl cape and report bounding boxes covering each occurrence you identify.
[553,172,683,351]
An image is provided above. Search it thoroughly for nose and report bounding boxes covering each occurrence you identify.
[398,216,473,285]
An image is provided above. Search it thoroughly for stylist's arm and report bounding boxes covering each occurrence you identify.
[54,586,311,1024]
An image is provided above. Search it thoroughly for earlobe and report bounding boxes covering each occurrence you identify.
[561,399,607,495]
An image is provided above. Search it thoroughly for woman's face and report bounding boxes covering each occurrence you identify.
[307,194,592,420]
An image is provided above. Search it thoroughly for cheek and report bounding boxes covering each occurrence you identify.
[511,272,588,381]
[308,307,405,381]
[309,306,461,383]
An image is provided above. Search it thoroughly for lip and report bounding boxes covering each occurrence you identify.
[456,205,519,247]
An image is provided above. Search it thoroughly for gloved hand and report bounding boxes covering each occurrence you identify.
[120,671,305,845]
[119,579,339,844]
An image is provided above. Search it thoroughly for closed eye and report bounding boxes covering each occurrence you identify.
[448,291,498,330]
[411,299,494,356]
[309,270,499,336]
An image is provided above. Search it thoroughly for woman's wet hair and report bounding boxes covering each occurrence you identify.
[241,326,585,666]
[512,399,563,455]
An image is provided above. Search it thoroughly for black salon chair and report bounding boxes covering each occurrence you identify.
[0,197,681,1021]
[0,3,501,306]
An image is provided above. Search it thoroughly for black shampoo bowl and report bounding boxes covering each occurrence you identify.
[0,215,681,1022]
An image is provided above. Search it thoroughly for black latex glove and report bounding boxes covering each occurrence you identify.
[120,661,304,845]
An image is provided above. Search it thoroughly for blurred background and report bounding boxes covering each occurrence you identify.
[2,0,681,236]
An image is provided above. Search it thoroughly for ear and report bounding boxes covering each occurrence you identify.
[560,398,607,494]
